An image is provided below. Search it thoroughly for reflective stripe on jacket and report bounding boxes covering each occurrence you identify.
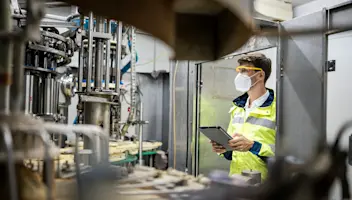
[221,88,276,180]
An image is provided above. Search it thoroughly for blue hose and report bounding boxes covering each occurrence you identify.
[73,116,78,124]
[121,52,138,75]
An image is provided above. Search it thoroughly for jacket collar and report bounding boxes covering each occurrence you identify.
[233,88,275,108]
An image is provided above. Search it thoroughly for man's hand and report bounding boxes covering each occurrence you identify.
[228,133,254,152]
[210,141,226,154]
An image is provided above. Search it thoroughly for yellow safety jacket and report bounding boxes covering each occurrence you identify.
[220,88,276,180]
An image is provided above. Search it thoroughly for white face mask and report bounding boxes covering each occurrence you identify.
[234,73,259,92]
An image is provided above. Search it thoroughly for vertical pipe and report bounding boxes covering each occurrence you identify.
[139,103,144,166]
[24,72,33,114]
[105,20,112,90]
[94,17,104,89]
[56,81,60,115]
[29,75,34,114]
[43,56,48,69]
[78,15,84,92]
[51,60,56,70]
[50,78,56,115]
[0,0,13,113]
[32,76,39,114]
[87,12,94,92]
[44,75,52,115]
[35,54,39,67]
[10,41,25,112]
[115,22,123,93]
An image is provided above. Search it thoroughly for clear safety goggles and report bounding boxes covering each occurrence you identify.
[235,66,263,73]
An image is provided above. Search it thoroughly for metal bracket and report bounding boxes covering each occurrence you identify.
[91,32,112,40]
[326,60,336,72]
[197,80,203,88]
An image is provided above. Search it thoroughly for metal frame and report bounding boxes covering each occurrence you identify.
[193,63,202,176]
[276,1,352,160]
[275,23,283,151]
[321,1,352,143]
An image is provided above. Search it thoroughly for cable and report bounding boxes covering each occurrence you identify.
[173,61,179,169]
[135,52,166,66]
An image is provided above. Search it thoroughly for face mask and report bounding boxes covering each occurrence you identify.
[234,72,260,92]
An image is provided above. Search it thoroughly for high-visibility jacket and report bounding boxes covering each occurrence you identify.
[220,88,276,180]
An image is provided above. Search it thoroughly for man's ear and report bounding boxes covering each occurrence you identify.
[260,71,265,80]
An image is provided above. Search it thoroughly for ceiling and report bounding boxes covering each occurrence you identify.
[291,0,315,6]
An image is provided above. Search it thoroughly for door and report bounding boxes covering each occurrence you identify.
[327,30,352,200]
[196,47,278,176]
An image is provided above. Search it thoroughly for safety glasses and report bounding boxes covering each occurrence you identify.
[235,66,263,73]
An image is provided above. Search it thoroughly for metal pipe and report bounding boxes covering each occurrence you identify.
[139,103,144,166]
[87,12,94,92]
[115,21,123,92]
[53,80,59,116]
[94,16,104,89]
[105,20,112,90]
[50,78,56,114]
[83,100,110,165]
[0,0,13,113]
[78,15,84,92]
[43,56,48,69]
[24,72,33,114]
[35,54,39,67]
[10,41,25,112]
[44,75,52,115]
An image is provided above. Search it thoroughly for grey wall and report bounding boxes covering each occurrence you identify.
[120,73,169,146]
[294,0,350,17]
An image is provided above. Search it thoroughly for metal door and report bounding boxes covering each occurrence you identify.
[327,30,352,200]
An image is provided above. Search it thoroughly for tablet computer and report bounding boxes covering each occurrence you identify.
[199,126,233,151]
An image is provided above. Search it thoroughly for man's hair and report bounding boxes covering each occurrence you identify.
[238,53,272,83]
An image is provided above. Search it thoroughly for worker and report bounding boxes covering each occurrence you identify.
[211,53,276,180]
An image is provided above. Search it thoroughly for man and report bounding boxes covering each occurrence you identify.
[211,53,276,180]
